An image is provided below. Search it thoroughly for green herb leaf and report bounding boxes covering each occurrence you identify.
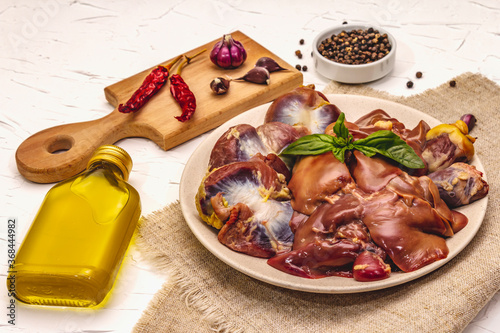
[333,112,351,140]
[353,130,425,169]
[279,112,425,169]
[280,134,335,156]
[331,146,348,163]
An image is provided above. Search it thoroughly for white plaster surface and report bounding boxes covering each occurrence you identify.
[1,0,499,332]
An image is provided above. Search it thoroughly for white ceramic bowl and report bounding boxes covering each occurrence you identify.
[312,24,397,84]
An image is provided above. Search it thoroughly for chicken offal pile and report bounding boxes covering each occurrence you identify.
[195,85,489,282]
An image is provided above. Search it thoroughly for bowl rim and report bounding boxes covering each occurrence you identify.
[312,23,397,68]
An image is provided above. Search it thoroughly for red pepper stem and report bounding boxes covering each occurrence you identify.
[163,54,183,71]
[175,48,207,75]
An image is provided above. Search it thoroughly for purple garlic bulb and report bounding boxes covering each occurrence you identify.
[210,34,247,69]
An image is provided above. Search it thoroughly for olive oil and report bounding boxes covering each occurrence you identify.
[9,145,141,307]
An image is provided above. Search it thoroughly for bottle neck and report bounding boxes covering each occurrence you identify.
[88,160,126,180]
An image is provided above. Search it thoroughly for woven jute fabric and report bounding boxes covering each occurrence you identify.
[133,73,500,333]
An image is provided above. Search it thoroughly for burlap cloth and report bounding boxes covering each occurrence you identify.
[133,73,500,333]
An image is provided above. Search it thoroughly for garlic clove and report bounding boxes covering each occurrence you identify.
[229,38,246,68]
[255,57,287,72]
[460,114,476,132]
[210,77,231,95]
[236,67,270,85]
[216,45,232,69]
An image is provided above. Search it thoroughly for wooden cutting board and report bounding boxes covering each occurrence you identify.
[15,31,303,183]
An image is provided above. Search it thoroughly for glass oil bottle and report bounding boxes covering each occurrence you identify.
[8,145,141,307]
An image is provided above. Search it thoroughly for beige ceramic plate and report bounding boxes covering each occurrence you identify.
[179,94,488,294]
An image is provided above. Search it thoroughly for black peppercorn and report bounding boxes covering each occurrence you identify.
[295,64,302,71]
[317,27,391,65]
[302,65,308,72]
[407,81,414,88]
[299,39,305,45]
[449,80,456,87]
[416,71,423,78]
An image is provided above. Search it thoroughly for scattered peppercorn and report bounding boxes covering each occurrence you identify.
[318,27,391,65]
[407,81,414,88]
[295,50,303,59]
[416,71,423,78]
[295,64,302,71]
[302,65,308,72]
[299,39,305,45]
[343,21,348,25]
[449,80,456,87]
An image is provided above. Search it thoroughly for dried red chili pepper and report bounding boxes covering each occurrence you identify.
[118,55,182,113]
[170,74,196,122]
[170,49,206,122]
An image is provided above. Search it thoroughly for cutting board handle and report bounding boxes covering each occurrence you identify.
[16,110,132,183]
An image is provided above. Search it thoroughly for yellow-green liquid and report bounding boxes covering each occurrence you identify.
[10,162,141,307]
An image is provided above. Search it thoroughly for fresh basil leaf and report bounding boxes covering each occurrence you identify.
[330,135,349,148]
[331,146,348,163]
[353,130,425,169]
[333,136,347,147]
[279,115,424,169]
[280,134,334,156]
[332,112,352,141]
[353,144,377,157]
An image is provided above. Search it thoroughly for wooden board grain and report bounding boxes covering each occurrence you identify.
[16,31,303,183]
[104,31,303,150]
